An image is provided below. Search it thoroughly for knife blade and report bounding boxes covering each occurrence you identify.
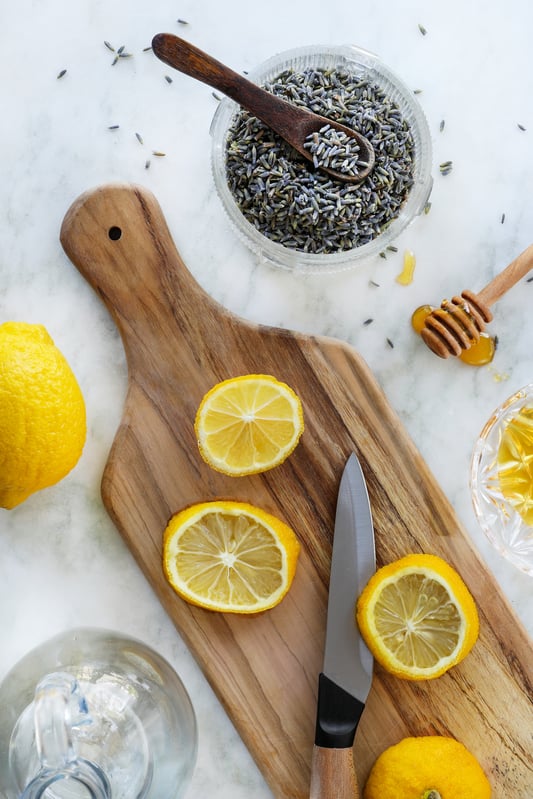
[309,452,376,799]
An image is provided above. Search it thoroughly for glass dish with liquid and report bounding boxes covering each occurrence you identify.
[471,384,533,575]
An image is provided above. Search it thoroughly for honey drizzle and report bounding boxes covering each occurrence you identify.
[396,250,417,285]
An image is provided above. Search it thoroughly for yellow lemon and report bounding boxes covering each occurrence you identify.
[364,736,491,799]
[356,554,479,680]
[163,500,300,613]
[194,374,304,476]
[0,322,86,509]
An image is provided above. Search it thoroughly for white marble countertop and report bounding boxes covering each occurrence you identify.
[1,0,532,796]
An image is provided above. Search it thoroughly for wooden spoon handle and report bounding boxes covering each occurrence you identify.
[477,243,533,307]
[309,746,360,799]
[151,33,307,140]
[152,33,252,102]
[151,33,375,182]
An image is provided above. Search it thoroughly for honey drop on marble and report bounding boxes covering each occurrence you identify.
[396,250,417,285]
[458,333,496,365]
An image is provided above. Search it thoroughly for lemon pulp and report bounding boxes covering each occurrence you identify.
[373,572,462,669]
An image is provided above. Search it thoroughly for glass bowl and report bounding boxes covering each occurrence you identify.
[471,384,533,575]
[210,44,433,273]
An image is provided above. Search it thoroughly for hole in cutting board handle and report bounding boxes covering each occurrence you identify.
[108,226,122,241]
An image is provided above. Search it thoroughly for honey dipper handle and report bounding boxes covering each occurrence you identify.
[477,243,533,307]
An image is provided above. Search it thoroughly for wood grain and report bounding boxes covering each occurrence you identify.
[60,183,533,798]
[309,747,359,799]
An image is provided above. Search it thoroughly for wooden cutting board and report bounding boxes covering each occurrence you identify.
[60,183,532,797]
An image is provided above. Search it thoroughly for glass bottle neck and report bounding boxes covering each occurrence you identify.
[20,758,111,798]
[19,672,112,799]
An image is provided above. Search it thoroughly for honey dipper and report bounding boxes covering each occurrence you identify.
[420,243,533,358]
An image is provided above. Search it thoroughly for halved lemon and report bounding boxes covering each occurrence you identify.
[194,374,304,476]
[356,554,479,680]
[163,501,301,613]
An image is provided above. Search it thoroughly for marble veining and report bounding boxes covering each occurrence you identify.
[1,1,532,796]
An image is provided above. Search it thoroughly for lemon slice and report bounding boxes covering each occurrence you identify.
[194,374,304,476]
[163,501,301,613]
[356,554,479,680]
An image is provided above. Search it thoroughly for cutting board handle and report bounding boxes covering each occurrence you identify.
[59,183,221,369]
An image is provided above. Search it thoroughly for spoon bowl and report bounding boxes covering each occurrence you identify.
[151,33,375,183]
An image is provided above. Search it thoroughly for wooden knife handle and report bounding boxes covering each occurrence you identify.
[309,745,360,799]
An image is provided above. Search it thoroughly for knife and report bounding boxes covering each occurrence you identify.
[309,452,376,799]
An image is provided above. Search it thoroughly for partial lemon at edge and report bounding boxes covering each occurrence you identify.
[363,736,491,799]
[0,322,86,509]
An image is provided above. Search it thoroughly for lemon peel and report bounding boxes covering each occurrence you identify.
[363,736,491,799]
[0,322,86,509]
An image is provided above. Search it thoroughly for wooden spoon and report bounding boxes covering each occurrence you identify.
[421,244,533,358]
[151,33,375,184]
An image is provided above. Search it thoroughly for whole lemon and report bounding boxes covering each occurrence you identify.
[0,322,86,509]
[364,736,491,799]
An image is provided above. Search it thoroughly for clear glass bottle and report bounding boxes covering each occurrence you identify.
[0,628,197,798]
